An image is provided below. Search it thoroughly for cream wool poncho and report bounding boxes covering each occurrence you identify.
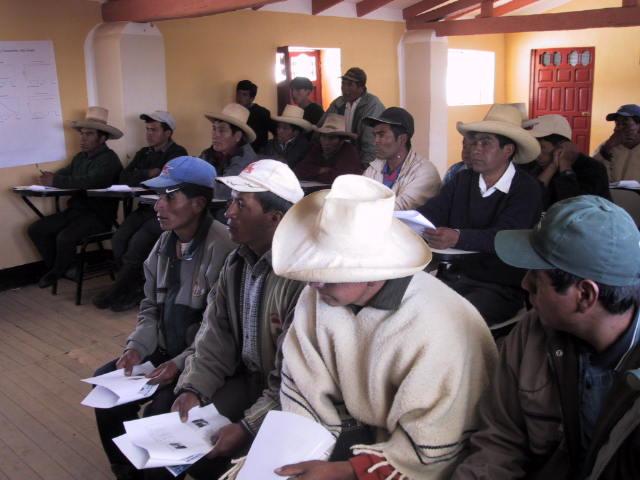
[280,272,497,479]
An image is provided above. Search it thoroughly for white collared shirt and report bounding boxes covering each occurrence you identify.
[344,96,362,133]
[478,162,516,198]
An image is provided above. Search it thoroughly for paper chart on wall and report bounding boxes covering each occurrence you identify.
[0,41,66,169]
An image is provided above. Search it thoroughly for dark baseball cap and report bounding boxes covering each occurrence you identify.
[606,104,640,121]
[290,77,314,90]
[143,156,217,190]
[364,107,415,138]
[495,195,640,287]
[341,67,367,85]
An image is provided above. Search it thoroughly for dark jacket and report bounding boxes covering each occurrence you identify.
[52,144,122,225]
[303,102,324,126]
[260,134,310,169]
[248,103,272,153]
[200,143,257,199]
[119,141,188,186]
[454,309,640,480]
[293,142,363,184]
[520,153,611,209]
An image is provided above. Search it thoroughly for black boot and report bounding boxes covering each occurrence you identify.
[93,263,140,310]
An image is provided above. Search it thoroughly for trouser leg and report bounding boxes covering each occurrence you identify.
[112,208,156,262]
[27,211,70,269]
[51,211,107,275]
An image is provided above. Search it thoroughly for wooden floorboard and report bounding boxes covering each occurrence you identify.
[0,277,138,479]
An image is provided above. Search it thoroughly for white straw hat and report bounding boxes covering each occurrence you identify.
[140,110,176,131]
[314,113,357,139]
[70,106,123,140]
[523,114,572,142]
[272,175,432,282]
[272,105,313,132]
[205,103,257,143]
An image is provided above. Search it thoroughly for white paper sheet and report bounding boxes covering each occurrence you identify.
[114,404,230,470]
[611,180,640,190]
[81,362,158,408]
[237,411,336,480]
[14,185,57,191]
[393,210,437,233]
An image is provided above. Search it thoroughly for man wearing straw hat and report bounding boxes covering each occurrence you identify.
[261,104,312,169]
[200,103,258,202]
[266,175,497,480]
[294,113,363,183]
[28,106,123,288]
[419,103,543,330]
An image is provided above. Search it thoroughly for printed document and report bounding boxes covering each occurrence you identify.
[81,362,158,408]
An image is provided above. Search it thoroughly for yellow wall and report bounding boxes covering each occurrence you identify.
[157,10,405,156]
[0,0,101,270]
[445,34,506,166]
[505,0,640,153]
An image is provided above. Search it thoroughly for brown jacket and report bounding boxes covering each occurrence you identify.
[454,309,640,480]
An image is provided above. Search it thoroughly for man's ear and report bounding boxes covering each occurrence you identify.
[233,131,244,144]
[576,279,599,313]
[270,210,284,227]
[503,143,515,159]
[192,196,208,214]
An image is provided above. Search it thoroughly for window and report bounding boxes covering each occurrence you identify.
[447,49,495,106]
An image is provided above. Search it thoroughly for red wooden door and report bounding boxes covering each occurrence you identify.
[529,47,595,153]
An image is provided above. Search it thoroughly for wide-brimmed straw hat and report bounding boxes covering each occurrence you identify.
[272,105,313,132]
[456,103,540,164]
[70,106,123,140]
[204,103,256,143]
[523,114,572,142]
[272,175,432,282]
[314,113,357,139]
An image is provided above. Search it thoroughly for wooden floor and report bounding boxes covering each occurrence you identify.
[0,276,138,480]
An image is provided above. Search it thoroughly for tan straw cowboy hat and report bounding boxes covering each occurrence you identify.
[70,106,123,140]
[272,105,313,132]
[204,103,257,144]
[456,103,540,164]
[272,175,432,282]
[314,113,357,139]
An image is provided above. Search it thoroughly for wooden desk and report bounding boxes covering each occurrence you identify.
[12,186,80,218]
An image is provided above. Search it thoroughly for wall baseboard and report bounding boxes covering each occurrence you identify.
[0,261,47,292]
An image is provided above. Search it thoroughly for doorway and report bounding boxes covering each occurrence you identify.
[529,47,595,153]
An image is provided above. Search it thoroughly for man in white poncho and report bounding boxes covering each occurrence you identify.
[267,175,498,480]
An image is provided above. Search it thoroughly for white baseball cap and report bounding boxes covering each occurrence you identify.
[216,159,304,204]
[523,114,572,142]
[140,110,176,131]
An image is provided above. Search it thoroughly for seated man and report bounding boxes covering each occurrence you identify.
[419,104,543,328]
[167,160,306,479]
[363,107,441,210]
[260,104,312,169]
[28,107,122,288]
[93,156,236,480]
[594,104,640,182]
[268,175,497,480]
[443,130,472,184]
[201,103,258,202]
[522,114,610,209]
[93,110,188,311]
[235,80,271,152]
[290,76,324,126]
[454,195,640,479]
[293,113,363,183]
[324,67,384,165]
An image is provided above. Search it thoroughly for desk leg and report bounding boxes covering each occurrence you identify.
[123,198,133,217]
[21,196,44,218]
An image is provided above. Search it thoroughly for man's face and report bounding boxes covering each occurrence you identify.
[467,132,514,174]
[308,281,373,307]
[154,189,203,232]
[235,89,254,108]
[211,121,242,154]
[225,191,274,246]
[145,121,172,149]
[290,88,311,105]
[614,116,640,145]
[319,134,344,158]
[276,123,298,144]
[373,123,405,161]
[79,128,104,152]
[341,79,365,103]
[521,270,577,331]
[535,139,555,168]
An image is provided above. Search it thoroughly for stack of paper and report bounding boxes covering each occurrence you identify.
[611,180,640,190]
[14,185,57,191]
[81,362,159,408]
[393,210,436,234]
[108,184,134,192]
[113,404,230,472]
[237,411,336,480]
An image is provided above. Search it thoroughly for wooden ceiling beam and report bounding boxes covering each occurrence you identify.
[403,0,450,20]
[102,0,284,22]
[479,0,494,18]
[493,0,538,17]
[623,0,639,7]
[411,0,482,23]
[356,0,395,17]
[406,6,640,35]
[311,0,343,15]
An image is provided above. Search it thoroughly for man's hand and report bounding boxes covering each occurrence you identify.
[39,171,55,186]
[146,361,179,386]
[171,391,201,422]
[115,349,142,376]
[556,142,578,172]
[275,460,356,480]
[422,227,460,250]
[207,423,251,458]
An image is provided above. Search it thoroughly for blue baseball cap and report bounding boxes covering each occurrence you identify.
[606,104,640,121]
[142,156,216,190]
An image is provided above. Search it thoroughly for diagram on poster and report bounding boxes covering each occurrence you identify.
[0,41,66,169]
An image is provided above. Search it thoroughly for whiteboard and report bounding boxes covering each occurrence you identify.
[0,41,66,169]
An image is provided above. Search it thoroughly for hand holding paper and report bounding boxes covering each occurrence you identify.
[81,362,158,408]
[393,210,436,234]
